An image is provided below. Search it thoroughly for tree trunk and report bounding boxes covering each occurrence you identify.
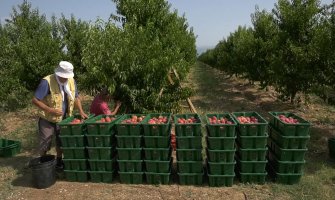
[290,92,296,104]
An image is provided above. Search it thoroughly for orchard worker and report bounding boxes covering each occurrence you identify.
[32,61,88,169]
[90,87,122,116]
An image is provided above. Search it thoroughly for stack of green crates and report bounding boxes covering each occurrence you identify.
[0,138,21,157]
[85,114,120,183]
[59,115,90,182]
[232,112,268,184]
[142,113,172,184]
[267,112,310,184]
[116,114,146,184]
[175,114,204,185]
[205,113,236,187]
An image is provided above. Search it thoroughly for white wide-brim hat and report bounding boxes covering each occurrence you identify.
[55,61,74,78]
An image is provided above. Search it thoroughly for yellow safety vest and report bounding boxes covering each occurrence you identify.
[38,74,76,123]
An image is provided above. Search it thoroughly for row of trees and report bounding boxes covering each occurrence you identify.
[0,0,196,112]
[199,0,335,103]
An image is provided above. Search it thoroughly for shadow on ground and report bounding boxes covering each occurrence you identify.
[0,155,34,188]
[304,126,335,174]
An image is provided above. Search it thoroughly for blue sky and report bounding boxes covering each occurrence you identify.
[0,0,333,51]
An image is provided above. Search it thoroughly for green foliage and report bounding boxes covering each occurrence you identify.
[198,49,216,67]
[0,0,196,112]
[0,28,30,111]
[251,8,278,87]
[0,1,64,111]
[82,0,196,113]
[57,15,90,86]
[3,0,63,90]
[271,0,321,101]
[199,26,254,78]
[214,38,235,75]
[229,26,255,78]
[313,3,335,87]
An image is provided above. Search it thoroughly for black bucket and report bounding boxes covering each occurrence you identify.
[328,138,335,160]
[29,155,56,189]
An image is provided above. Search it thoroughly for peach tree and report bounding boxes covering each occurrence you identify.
[199,0,326,103]
[0,1,63,111]
[82,0,196,113]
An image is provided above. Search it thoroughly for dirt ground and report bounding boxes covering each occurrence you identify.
[1,62,335,200]
[5,184,260,200]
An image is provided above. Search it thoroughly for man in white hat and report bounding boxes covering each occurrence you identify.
[32,61,88,169]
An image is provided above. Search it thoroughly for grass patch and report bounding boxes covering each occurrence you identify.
[269,164,335,200]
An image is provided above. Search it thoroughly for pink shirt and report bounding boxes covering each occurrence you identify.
[90,95,112,116]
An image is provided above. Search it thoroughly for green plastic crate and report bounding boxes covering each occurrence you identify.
[89,171,114,183]
[177,149,203,161]
[237,159,267,173]
[144,159,172,173]
[237,147,267,161]
[174,114,202,136]
[177,161,203,173]
[268,149,305,173]
[58,115,91,136]
[269,112,311,136]
[116,135,142,148]
[59,135,86,147]
[87,147,114,160]
[61,147,86,159]
[145,172,171,184]
[269,126,310,149]
[206,113,237,137]
[208,173,235,187]
[268,138,307,161]
[206,149,235,162]
[143,135,170,148]
[207,136,236,150]
[237,134,268,149]
[119,171,144,184]
[176,136,202,149]
[142,113,172,136]
[267,162,303,184]
[0,138,19,147]
[118,160,143,172]
[117,148,142,160]
[178,173,203,185]
[64,170,88,182]
[143,148,171,161]
[115,114,146,136]
[63,159,87,171]
[207,161,236,175]
[0,139,21,157]
[274,172,303,185]
[232,112,268,136]
[88,159,116,171]
[85,114,120,135]
[239,172,267,184]
[86,135,113,147]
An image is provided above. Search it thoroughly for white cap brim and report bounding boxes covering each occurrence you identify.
[55,67,74,78]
